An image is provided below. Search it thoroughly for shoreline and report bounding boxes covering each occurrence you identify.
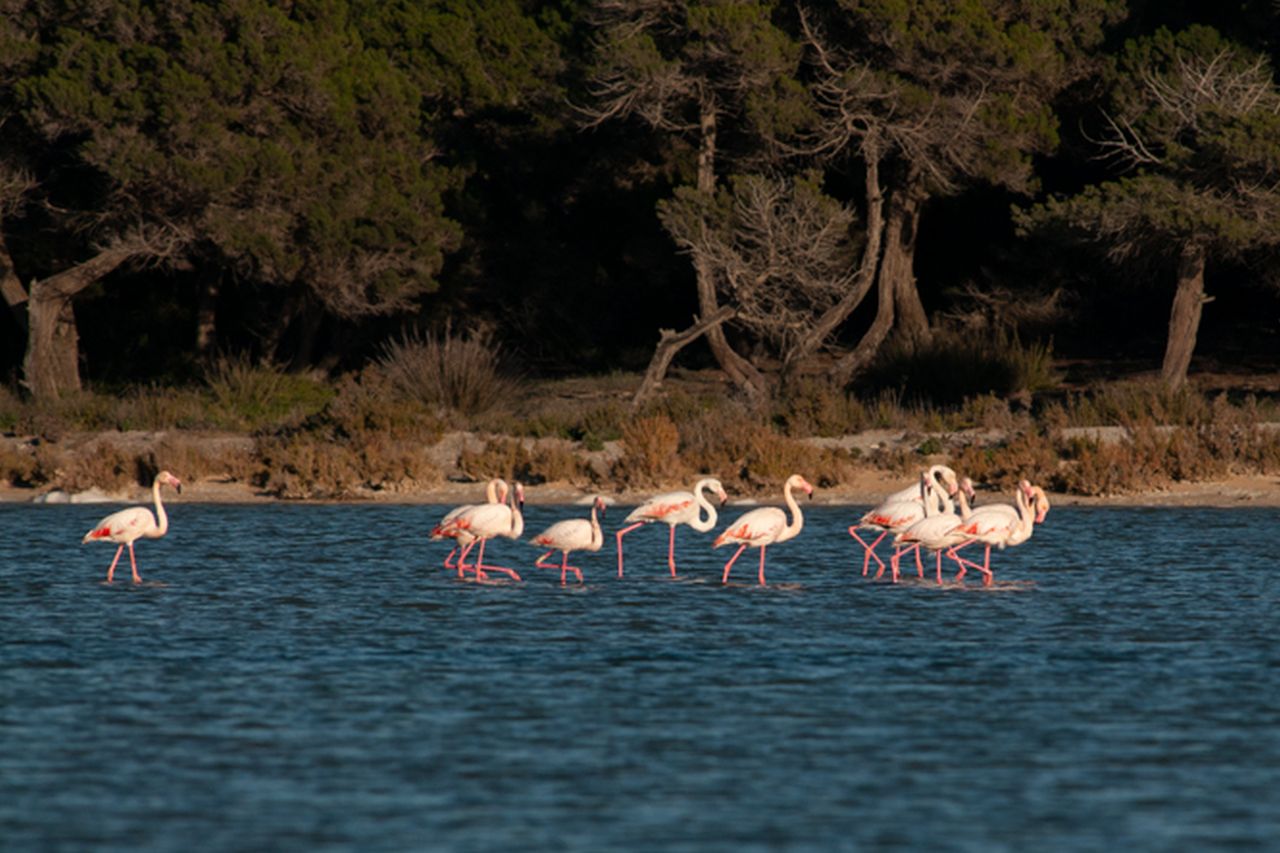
[6,471,1279,508]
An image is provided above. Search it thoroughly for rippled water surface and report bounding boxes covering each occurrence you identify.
[2,501,1278,851]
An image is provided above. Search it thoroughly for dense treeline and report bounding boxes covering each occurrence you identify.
[1,0,1277,404]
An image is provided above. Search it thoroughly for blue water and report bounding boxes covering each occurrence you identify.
[1,501,1277,851]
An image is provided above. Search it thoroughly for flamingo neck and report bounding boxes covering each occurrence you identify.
[925,483,953,517]
[1014,488,1033,535]
[589,503,603,549]
[508,497,524,539]
[151,478,169,538]
[777,480,804,543]
[689,480,718,533]
[954,487,970,520]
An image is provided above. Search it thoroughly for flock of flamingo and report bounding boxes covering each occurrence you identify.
[80,466,1050,587]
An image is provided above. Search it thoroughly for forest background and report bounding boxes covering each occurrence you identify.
[1,0,1278,503]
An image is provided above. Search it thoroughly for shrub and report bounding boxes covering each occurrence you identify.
[204,355,332,429]
[615,415,682,487]
[377,326,514,417]
[456,436,584,485]
[858,326,1059,407]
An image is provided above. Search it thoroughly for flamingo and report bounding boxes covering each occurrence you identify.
[946,481,1051,585]
[81,470,182,584]
[430,478,508,571]
[713,474,813,587]
[437,482,525,582]
[849,465,963,578]
[529,496,607,585]
[891,476,976,584]
[615,477,728,578]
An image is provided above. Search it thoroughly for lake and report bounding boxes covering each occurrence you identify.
[1,500,1277,851]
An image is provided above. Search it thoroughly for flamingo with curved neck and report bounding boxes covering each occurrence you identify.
[713,474,813,586]
[431,478,508,571]
[441,482,524,582]
[82,471,182,583]
[947,481,1050,585]
[616,477,728,578]
[850,465,961,578]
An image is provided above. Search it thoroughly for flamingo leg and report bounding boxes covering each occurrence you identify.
[948,540,991,583]
[456,540,479,576]
[667,524,678,577]
[757,546,768,587]
[935,549,944,585]
[105,545,124,583]
[615,522,645,578]
[442,545,459,571]
[887,545,915,583]
[722,544,747,584]
[128,542,141,584]
[914,545,925,579]
[472,539,522,582]
[849,529,887,577]
[557,552,583,585]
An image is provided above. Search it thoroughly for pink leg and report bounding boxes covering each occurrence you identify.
[442,545,459,571]
[888,544,917,583]
[105,545,124,583]
[914,545,925,579]
[456,540,479,576]
[757,546,769,587]
[667,524,678,577]
[472,539,522,582]
[935,550,943,585]
[849,529,887,577]
[722,544,747,584]
[128,543,142,584]
[559,552,583,585]
[947,541,992,585]
[615,522,644,578]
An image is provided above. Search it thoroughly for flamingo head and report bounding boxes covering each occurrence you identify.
[593,495,608,516]
[709,478,728,505]
[513,482,525,509]
[1030,486,1050,524]
[959,477,975,502]
[494,478,510,505]
[157,471,182,493]
[789,474,814,499]
[936,466,960,496]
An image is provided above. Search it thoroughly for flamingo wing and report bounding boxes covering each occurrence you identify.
[83,506,156,543]
[532,518,592,551]
[953,505,1020,543]
[714,507,785,547]
[625,491,695,525]
[861,498,925,531]
[446,503,514,538]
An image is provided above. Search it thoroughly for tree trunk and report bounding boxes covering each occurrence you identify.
[631,305,736,409]
[888,191,931,349]
[785,151,885,372]
[0,232,28,331]
[22,247,136,400]
[195,266,219,357]
[693,94,767,400]
[24,292,81,399]
[829,184,927,385]
[1161,244,1209,390]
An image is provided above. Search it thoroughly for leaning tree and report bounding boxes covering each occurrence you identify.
[580,0,804,400]
[1017,25,1280,389]
[791,0,1123,384]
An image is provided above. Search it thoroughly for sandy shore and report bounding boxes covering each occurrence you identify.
[6,470,1279,508]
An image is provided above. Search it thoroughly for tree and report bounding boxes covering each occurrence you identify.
[581,0,802,399]
[1017,26,1280,388]
[1,0,565,398]
[656,172,860,373]
[793,0,1122,383]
